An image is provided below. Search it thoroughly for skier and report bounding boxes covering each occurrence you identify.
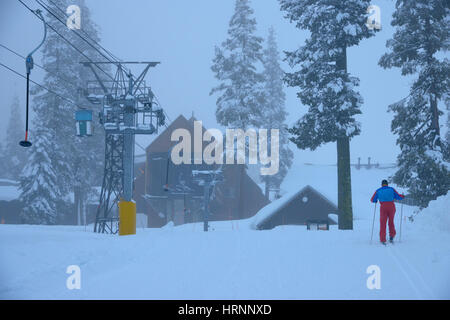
[370,180,404,245]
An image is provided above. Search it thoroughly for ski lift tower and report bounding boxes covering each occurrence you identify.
[192,169,224,232]
[82,61,165,235]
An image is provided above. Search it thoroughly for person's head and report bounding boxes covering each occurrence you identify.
[381,179,388,186]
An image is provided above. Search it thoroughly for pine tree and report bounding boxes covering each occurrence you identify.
[279,0,375,229]
[19,125,61,224]
[3,95,27,180]
[210,0,264,130]
[260,27,293,198]
[379,0,450,208]
[445,99,450,161]
[60,0,106,224]
[19,0,106,224]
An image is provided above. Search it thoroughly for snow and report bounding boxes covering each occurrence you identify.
[0,185,20,201]
[0,164,449,299]
[249,187,305,229]
[413,192,450,233]
[344,24,358,36]
[328,214,338,224]
[0,179,19,186]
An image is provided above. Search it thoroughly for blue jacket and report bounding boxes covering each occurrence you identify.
[371,186,404,203]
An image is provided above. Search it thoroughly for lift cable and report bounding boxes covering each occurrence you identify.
[17,0,114,83]
[0,43,86,93]
[38,0,133,77]
[14,2,163,115]
[35,0,121,68]
[44,0,124,65]
[0,61,78,107]
[2,60,149,162]
[15,0,169,152]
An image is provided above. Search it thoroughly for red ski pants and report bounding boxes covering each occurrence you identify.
[380,202,396,242]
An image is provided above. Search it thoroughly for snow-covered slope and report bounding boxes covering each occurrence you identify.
[0,179,20,201]
[0,165,449,299]
[413,193,450,233]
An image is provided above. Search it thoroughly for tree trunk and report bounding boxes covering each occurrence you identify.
[430,94,441,148]
[237,165,245,219]
[265,179,270,200]
[81,193,87,226]
[337,136,353,229]
[426,17,441,150]
[74,187,81,226]
[336,46,353,230]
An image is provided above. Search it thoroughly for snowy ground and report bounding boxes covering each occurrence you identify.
[1,165,449,299]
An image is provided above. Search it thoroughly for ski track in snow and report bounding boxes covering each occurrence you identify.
[386,246,423,299]
[387,244,436,299]
[0,223,449,299]
[1,166,449,299]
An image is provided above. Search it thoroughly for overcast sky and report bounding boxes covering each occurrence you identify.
[0,0,419,165]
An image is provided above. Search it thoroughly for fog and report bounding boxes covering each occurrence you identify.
[0,0,413,164]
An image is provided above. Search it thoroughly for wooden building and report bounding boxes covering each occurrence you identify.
[133,115,270,228]
[254,185,339,230]
[0,179,22,224]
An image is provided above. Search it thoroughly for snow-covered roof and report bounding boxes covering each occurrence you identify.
[135,153,146,163]
[251,185,338,229]
[0,179,19,186]
[0,185,21,201]
[328,214,339,224]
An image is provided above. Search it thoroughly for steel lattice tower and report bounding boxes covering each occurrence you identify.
[94,134,123,233]
[82,61,165,234]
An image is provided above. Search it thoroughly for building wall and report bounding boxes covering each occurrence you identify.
[258,187,338,230]
[140,115,269,227]
[240,172,270,219]
[0,200,23,224]
[144,160,266,227]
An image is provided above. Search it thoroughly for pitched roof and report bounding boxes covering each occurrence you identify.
[146,115,190,153]
[145,114,209,154]
[251,185,338,229]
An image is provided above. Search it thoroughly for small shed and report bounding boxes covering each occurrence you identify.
[0,179,22,224]
[253,185,339,230]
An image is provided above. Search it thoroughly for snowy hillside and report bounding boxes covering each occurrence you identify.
[1,165,449,299]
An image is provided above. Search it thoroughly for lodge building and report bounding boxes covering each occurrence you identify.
[133,115,270,227]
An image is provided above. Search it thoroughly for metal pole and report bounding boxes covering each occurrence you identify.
[203,181,210,232]
[25,71,30,137]
[19,71,32,147]
[123,74,135,201]
[117,72,137,236]
[399,202,404,242]
[123,115,134,201]
[370,202,377,244]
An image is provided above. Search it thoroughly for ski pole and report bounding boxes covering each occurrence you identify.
[399,202,404,243]
[370,202,377,244]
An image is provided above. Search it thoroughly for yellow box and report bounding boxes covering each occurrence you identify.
[119,201,136,236]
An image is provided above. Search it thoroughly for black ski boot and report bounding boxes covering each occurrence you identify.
[389,237,394,244]
[381,241,387,246]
